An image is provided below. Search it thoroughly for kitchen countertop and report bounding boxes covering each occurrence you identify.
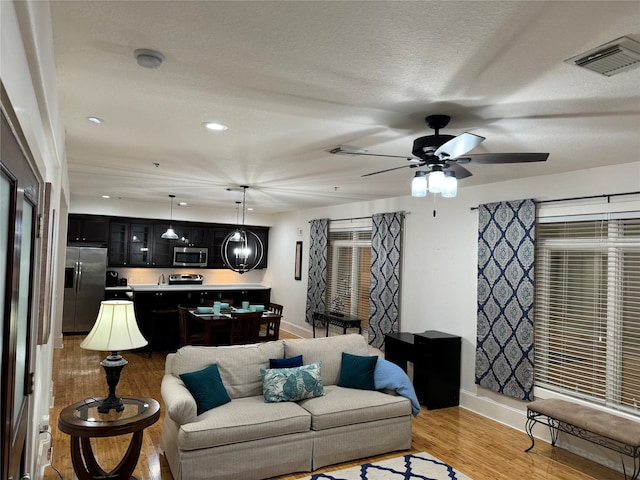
[128,283,270,292]
[105,286,133,291]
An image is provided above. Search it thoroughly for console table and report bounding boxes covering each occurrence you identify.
[385,330,461,410]
[312,311,362,338]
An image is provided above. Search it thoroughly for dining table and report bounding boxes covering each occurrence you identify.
[188,308,282,345]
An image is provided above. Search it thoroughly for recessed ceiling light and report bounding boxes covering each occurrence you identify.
[101,195,111,199]
[178,201,190,207]
[247,207,254,211]
[202,121,229,131]
[87,116,103,124]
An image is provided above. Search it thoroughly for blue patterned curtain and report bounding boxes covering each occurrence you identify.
[369,212,404,350]
[475,199,535,401]
[305,219,329,326]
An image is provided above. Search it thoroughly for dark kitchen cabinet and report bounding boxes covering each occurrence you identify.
[67,214,109,245]
[108,222,129,266]
[129,223,153,266]
[101,215,268,268]
[153,223,176,267]
[413,331,461,410]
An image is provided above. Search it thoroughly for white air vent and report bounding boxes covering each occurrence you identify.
[565,36,640,76]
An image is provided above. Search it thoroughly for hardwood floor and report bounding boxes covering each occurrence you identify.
[44,333,621,480]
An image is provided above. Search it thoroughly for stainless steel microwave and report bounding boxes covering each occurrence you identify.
[173,246,208,267]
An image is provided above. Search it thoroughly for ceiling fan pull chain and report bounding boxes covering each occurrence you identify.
[433,192,437,217]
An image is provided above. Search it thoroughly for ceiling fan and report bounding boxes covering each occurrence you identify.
[329,115,549,192]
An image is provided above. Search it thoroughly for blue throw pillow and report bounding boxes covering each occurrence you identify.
[269,355,303,369]
[337,352,378,390]
[261,361,324,402]
[179,364,231,415]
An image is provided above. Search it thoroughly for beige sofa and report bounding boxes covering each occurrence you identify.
[159,334,413,480]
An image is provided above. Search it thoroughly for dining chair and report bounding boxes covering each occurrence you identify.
[259,303,283,341]
[177,305,206,347]
[229,311,263,345]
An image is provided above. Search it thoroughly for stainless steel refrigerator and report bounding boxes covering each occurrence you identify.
[62,246,108,333]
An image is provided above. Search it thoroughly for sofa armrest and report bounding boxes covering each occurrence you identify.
[161,374,197,425]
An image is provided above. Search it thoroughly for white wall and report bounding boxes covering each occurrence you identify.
[267,161,640,473]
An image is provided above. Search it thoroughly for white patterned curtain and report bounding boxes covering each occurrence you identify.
[475,199,535,401]
[369,212,404,350]
[305,219,329,326]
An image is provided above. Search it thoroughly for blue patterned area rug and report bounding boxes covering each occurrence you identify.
[301,452,472,480]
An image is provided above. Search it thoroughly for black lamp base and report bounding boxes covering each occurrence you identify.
[98,352,128,413]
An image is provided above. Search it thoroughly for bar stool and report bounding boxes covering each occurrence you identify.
[148,307,178,357]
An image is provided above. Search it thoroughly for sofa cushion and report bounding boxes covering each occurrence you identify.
[261,361,324,402]
[283,334,370,386]
[269,355,303,369]
[179,364,231,415]
[177,395,311,451]
[298,385,411,431]
[171,342,285,398]
[337,352,378,390]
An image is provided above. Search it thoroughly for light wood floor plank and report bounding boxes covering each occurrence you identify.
[44,333,621,480]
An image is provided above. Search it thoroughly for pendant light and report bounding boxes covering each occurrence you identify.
[161,194,179,239]
[221,186,264,274]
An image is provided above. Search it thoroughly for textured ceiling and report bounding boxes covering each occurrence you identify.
[49,1,640,214]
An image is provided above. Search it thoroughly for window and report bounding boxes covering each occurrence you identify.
[326,226,371,331]
[534,214,640,415]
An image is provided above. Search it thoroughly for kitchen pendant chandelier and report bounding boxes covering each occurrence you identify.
[161,194,180,239]
[221,186,264,274]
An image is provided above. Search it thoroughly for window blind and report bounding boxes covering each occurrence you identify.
[326,229,371,330]
[534,216,640,414]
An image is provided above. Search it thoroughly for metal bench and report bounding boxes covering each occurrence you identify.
[526,398,640,480]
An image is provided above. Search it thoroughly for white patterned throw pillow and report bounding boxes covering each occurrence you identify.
[260,361,324,402]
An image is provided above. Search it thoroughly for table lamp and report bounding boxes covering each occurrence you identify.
[80,300,148,413]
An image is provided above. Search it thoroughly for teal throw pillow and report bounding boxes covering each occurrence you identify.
[337,352,378,390]
[179,364,231,415]
[269,355,303,369]
[261,361,324,403]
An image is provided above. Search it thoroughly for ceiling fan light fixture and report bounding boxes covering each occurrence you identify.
[428,169,445,193]
[411,171,428,197]
[441,172,458,198]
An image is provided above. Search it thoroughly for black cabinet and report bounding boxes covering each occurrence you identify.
[413,331,461,410]
[385,330,461,410]
[108,222,129,266]
[101,215,268,268]
[129,223,153,266]
[68,214,109,245]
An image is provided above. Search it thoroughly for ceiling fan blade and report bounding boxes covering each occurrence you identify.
[361,164,421,177]
[434,132,485,159]
[447,163,473,179]
[329,146,419,160]
[465,152,549,164]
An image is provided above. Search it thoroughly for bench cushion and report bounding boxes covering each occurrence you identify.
[528,398,640,447]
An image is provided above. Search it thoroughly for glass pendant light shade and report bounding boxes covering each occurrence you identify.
[411,171,428,197]
[428,169,445,193]
[161,194,180,239]
[441,172,458,198]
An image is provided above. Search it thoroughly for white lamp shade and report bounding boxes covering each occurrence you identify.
[428,170,445,193]
[441,174,458,198]
[411,173,428,197]
[81,301,148,351]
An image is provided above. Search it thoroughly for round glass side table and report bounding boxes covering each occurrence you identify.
[58,396,160,480]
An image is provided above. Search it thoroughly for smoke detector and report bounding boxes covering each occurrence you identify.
[134,49,165,69]
[564,36,640,77]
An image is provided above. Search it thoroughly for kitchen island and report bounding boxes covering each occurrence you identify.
[129,283,271,352]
